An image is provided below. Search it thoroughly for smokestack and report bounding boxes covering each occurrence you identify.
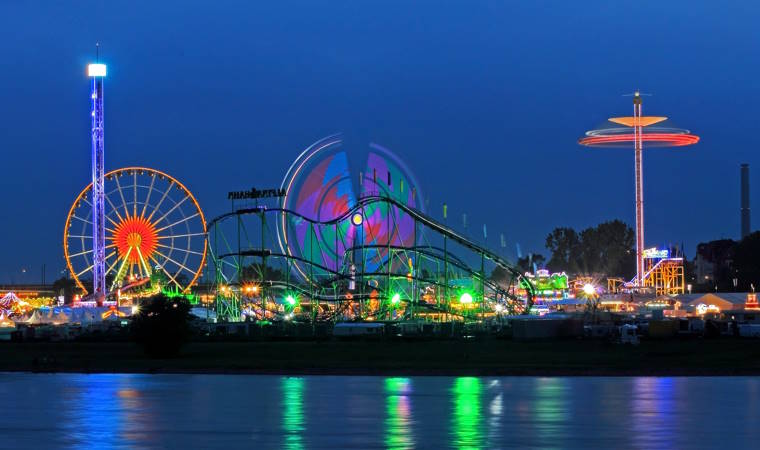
[741,163,750,239]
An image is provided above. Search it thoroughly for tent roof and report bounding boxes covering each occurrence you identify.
[677,292,751,308]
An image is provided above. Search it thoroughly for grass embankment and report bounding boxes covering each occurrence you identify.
[2,338,760,376]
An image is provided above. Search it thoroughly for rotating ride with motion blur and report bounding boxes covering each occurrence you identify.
[579,92,699,295]
[64,167,207,304]
[208,135,535,323]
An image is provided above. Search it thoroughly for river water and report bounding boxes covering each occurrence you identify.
[1,373,758,449]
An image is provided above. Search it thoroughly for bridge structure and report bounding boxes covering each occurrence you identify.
[206,136,535,323]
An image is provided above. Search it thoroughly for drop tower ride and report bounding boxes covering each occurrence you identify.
[88,57,107,302]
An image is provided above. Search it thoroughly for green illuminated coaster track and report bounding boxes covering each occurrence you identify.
[206,195,534,322]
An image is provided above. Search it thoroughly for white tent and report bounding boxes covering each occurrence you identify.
[50,309,70,324]
[25,309,51,325]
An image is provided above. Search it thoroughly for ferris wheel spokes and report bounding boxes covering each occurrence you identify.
[64,167,207,296]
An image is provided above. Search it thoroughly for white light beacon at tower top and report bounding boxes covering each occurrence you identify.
[89,57,107,303]
[88,63,107,77]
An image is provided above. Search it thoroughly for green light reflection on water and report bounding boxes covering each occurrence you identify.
[282,377,305,450]
[452,377,483,450]
[532,377,568,450]
[534,377,568,424]
[385,377,414,450]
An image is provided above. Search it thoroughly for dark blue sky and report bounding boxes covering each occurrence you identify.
[1,1,759,283]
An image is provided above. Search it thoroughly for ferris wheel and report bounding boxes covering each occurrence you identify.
[64,167,207,295]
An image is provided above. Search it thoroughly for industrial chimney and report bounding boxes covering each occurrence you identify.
[741,163,750,239]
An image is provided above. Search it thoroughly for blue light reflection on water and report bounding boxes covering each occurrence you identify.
[1,374,760,449]
[632,377,675,449]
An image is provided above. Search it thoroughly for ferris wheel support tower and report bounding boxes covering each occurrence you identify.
[88,59,107,303]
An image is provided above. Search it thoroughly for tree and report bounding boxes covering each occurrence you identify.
[131,293,191,357]
[584,220,635,277]
[490,266,511,288]
[734,231,760,291]
[545,227,582,273]
[52,277,77,303]
[516,253,546,273]
[545,220,635,278]
[241,263,286,283]
[491,254,546,289]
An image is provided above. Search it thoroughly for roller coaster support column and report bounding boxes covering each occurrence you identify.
[214,222,219,316]
[335,222,339,317]
[261,211,267,319]
[444,234,448,315]
[237,213,241,296]
[286,250,290,315]
[413,218,419,320]
[205,234,210,321]
[387,198,392,320]
[310,222,315,325]
[360,210,365,318]
[481,252,485,322]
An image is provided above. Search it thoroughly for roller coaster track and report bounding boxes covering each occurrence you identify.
[207,195,534,321]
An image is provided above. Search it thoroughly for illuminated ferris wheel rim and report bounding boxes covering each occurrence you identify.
[63,166,207,294]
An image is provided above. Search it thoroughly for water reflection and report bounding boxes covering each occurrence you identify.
[4,374,760,448]
[632,377,675,448]
[534,377,568,429]
[532,377,569,450]
[451,377,482,450]
[487,380,502,447]
[281,377,305,450]
[385,377,414,449]
[116,384,148,446]
[60,374,134,449]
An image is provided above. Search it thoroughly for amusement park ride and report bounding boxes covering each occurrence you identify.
[60,57,694,323]
[62,55,533,320]
[579,92,699,295]
[207,136,535,322]
[63,56,207,307]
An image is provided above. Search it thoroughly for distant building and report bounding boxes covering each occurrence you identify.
[0,284,56,299]
[694,239,735,286]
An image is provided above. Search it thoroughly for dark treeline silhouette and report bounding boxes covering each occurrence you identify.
[131,293,191,357]
[544,220,635,278]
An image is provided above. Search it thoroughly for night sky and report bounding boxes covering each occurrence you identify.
[1,1,759,283]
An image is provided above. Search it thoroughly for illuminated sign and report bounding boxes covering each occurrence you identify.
[228,187,286,200]
[521,271,569,292]
[746,293,759,310]
[696,303,720,315]
[643,247,669,259]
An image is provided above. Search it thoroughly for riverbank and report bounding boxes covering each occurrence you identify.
[2,338,760,376]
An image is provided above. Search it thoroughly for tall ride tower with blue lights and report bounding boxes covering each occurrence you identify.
[88,60,107,301]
